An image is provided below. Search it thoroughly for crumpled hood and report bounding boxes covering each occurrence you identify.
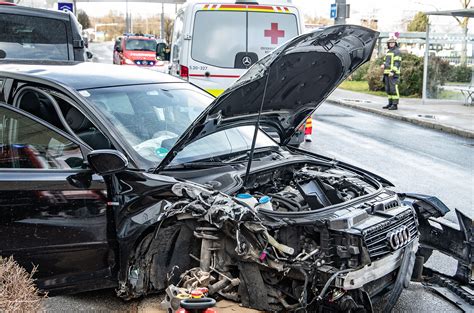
[158,25,378,170]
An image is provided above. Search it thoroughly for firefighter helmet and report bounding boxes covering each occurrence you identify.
[387,33,398,46]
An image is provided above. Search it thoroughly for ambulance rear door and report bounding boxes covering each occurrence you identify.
[188,3,301,97]
[247,5,300,61]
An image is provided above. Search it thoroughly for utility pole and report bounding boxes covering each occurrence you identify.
[422,23,430,104]
[334,0,347,25]
[160,2,165,39]
[125,0,129,33]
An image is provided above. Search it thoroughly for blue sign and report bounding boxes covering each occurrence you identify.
[58,2,73,13]
[330,3,337,19]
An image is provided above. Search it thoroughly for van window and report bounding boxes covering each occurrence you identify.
[172,12,184,62]
[247,12,298,60]
[192,11,246,68]
[0,13,69,60]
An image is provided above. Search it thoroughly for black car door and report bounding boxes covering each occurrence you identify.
[0,104,116,294]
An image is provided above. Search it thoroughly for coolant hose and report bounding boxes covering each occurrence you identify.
[316,268,354,302]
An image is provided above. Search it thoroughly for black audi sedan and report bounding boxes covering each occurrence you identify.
[0,26,470,312]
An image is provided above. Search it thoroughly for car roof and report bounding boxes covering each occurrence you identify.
[125,36,155,40]
[0,61,183,90]
[0,4,71,21]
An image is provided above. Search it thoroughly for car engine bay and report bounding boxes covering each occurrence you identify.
[241,163,378,213]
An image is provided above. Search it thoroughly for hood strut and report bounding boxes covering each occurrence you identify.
[243,71,271,189]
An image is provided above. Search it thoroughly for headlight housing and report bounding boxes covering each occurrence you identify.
[124,58,134,65]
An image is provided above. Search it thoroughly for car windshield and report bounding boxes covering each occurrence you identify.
[125,39,156,51]
[82,83,277,169]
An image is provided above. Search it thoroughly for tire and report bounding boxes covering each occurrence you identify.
[145,221,199,291]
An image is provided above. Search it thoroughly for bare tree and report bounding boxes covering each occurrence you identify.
[455,0,471,66]
[164,16,174,44]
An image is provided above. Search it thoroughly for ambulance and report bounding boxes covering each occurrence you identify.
[169,0,304,97]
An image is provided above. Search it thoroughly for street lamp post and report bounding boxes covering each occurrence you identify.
[160,2,164,39]
[422,23,430,104]
[335,0,347,25]
[125,0,129,33]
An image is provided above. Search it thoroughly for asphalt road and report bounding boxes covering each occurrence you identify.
[88,41,114,64]
[44,43,471,312]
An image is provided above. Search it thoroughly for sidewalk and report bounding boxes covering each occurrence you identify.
[326,89,474,138]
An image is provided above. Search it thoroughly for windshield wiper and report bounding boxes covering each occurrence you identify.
[165,160,231,170]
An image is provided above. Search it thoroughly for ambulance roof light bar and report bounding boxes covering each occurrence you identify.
[235,0,292,3]
[235,1,259,4]
[123,33,155,39]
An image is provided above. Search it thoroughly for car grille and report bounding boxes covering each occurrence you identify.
[135,60,155,66]
[362,208,418,260]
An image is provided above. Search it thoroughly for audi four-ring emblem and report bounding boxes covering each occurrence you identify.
[387,226,411,250]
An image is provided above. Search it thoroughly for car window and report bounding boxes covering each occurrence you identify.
[247,12,298,60]
[0,106,83,169]
[0,13,69,61]
[172,126,277,164]
[192,11,246,68]
[17,90,65,131]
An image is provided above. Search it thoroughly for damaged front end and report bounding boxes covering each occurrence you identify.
[115,174,462,312]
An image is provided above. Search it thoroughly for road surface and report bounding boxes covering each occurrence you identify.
[88,41,114,64]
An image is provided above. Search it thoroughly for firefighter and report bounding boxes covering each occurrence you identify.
[381,36,401,110]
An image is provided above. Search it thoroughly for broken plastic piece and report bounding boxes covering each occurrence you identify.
[264,231,295,255]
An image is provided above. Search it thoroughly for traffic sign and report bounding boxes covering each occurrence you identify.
[330,3,337,19]
[58,2,73,13]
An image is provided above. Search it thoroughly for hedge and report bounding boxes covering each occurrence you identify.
[350,51,474,97]
[363,53,470,97]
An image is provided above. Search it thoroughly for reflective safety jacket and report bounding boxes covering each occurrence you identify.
[383,47,401,75]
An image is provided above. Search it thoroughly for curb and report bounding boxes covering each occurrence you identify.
[326,99,474,139]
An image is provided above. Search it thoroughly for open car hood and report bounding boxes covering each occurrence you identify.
[157,25,378,171]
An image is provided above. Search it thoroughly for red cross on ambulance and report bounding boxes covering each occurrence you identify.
[264,23,285,44]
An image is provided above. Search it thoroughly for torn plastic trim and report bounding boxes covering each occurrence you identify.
[401,193,450,219]
[418,209,473,284]
[403,192,472,284]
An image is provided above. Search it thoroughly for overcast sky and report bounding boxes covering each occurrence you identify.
[24,0,471,33]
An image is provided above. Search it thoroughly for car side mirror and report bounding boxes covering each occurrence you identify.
[87,149,128,176]
[86,50,94,60]
[156,43,170,61]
